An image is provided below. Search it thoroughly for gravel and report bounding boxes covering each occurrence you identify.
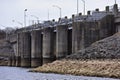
[67,32,120,59]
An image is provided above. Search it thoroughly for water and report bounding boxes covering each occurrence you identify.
[0,66,119,80]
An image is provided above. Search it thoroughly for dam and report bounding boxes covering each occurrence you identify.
[7,4,120,68]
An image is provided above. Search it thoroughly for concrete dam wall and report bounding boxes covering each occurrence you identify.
[8,4,120,68]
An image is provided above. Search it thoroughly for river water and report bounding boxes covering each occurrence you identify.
[0,66,119,80]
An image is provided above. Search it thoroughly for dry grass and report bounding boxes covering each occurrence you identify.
[31,59,120,78]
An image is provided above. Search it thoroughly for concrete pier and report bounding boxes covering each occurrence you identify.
[72,21,100,53]
[84,22,99,47]
[15,56,21,67]
[43,27,56,64]
[56,25,68,59]
[31,30,43,68]
[16,33,22,67]
[72,21,85,53]
[20,32,31,67]
[8,57,12,66]
[11,56,16,66]
[12,43,20,67]
[99,15,115,39]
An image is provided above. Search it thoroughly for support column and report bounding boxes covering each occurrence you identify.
[8,57,12,66]
[31,30,43,68]
[11,55,16,66]
[72,21,84,53]
[56,25,68,59]
[16,33,21,67]
[43,27,56,64]
[20,32,31,67]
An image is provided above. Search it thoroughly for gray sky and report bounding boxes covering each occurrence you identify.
[0,0,120,29]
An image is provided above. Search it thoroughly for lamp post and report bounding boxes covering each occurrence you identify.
[53,5,62,18]
[81,0,85,15]
[77,0,85,15]
[77,0,79,14]
[48,9,50,20]
[24,9,27,27]
[115,0,116,4]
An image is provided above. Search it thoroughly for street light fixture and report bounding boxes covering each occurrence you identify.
[53,5,62,18]
[24,9,27,27]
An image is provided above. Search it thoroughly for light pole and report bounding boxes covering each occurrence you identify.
[48,9,50,20]
[31,15,39,23]
[81,0,85,15]
[77,0,79,14]
[115,0,116,4]
[24,9,27,27]
[53,5,62,18]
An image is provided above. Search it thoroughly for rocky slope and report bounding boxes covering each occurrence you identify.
[67,32,120,59]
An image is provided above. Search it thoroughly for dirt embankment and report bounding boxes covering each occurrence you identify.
[31,33,120,78]
[31,59,120,78]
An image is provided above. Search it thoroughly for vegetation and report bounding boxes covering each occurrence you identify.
[31,59,120,78]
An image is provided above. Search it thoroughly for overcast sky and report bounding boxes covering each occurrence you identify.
[0,0,120,29]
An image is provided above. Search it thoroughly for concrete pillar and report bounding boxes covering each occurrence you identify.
[11,55,16,66]
[106,15,115,35]
[8,57,12,66]
[84,22,99,47]
[56,25,68,59]
[20,32,31,67]
[31,30,43,68]
[12,43,18,67]
[16,33,21,67]
[15,56,21,67]
[72,21,85,53]
[99,15,115,39]
[43,27,56,64]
